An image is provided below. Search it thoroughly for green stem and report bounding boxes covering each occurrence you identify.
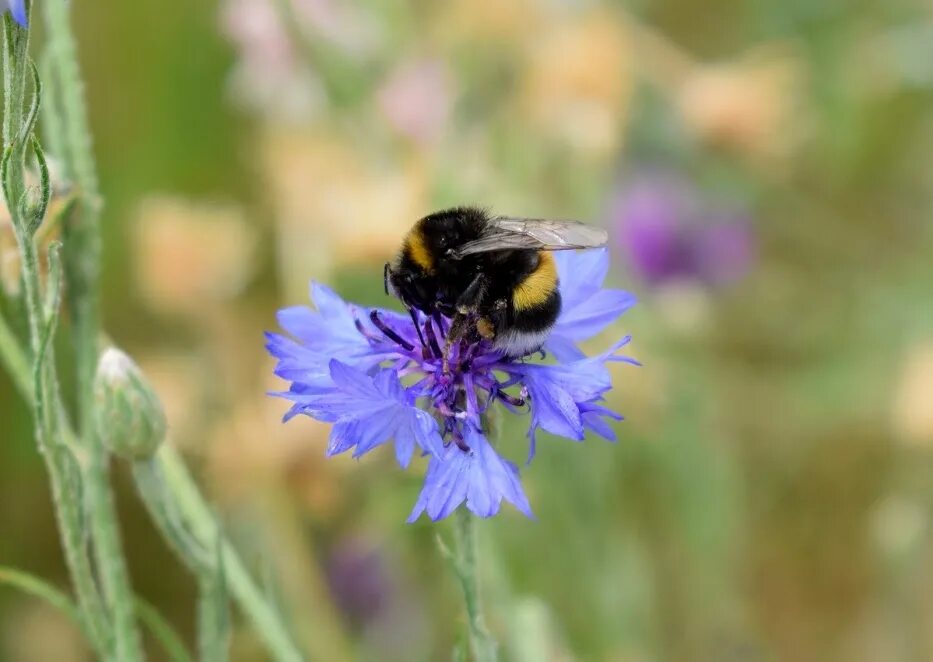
[197,531,231,662]
[0,565,92,641]
[40,0,101,441]
[40,1,143,658]
[1,11,111,657]
[453,509,498,662]
[87,450,143,660]
[0,319,306,661]
[3,7,304,658]
[0,313,27,386]
[135,597,195,662]
[158,447,305,662]
[38,51,65,162]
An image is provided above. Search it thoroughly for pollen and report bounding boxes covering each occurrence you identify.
[477,317,496,339]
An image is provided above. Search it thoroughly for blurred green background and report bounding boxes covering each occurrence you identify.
[3,0,933,660]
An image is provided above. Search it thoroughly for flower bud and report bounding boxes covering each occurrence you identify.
[94,347,167,459]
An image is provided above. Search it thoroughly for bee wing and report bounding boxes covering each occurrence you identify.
[450,216,609,258]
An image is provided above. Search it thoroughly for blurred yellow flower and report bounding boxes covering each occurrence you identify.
[137,351,210,449]
[206,361,346,517]
[262,128,428,302]
[1,601,89,662]
[437,0,545,45]
[518,10,633,159]
[678,44,806,162]
[133,196,256,315]
[892,341,933,447]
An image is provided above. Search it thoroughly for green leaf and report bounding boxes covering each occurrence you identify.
[25,133,51,234]
[197,527,231,662]
[1,144,14,212]
[0,565,92,642]
[19,58,41,144]
[134,597,194,662]
[131,458,208,569]
[36,241,62,368]
[52,443,86,537]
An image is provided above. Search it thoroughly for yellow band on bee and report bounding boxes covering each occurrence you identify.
[405,229,434,273]
[513,252,557,311]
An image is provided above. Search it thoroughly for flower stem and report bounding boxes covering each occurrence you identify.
[158,447,306,662]
[39,0,143,658]
[0,317,306,661]
[134,597,195,662]
[0,565,92,641]
[40,0,102,439]
[2,5,306,660]
[0,313,28,386]
[1,11,111,657]
[453,509,498,662]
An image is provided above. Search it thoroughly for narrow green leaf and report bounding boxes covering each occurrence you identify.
[1,144,14,210]
[36,241,62,365]
[19,58,41,144]
[197,527,231,662]
[52,443,86,538]
[0,565,92,642]
[26,133,51,233]
[134,597,194,662]
[131,458,208,570]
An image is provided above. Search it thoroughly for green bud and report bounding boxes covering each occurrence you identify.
[94,347,167,460]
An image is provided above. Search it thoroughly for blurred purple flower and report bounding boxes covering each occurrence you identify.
[377,59,453,145]
[267,249,636,522]
[612,174,755,286]
[5,0,26,27]
[326,537,393,627]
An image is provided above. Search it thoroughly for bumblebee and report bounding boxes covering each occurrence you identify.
[385,206,608,360]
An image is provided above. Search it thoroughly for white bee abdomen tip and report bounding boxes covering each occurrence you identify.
[493,329,551,357]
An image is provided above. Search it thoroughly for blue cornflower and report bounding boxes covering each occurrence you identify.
[267,248,636,521]
[5,0,26,27]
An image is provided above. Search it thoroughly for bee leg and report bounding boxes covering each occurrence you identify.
[441,272,489,373]
[442,313,470,374]
[455,272,488,316]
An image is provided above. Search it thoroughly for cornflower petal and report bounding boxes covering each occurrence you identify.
[548,248,636,361]
[554,247,609,303]
[407,428,533,522]
[580,402,623,441]
[285,360,444,467]
[511,338,635,461]
[278,283,369,354]
[7,0,26,27]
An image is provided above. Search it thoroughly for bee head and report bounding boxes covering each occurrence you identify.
[385,261,435,314]
[417,207,486,262]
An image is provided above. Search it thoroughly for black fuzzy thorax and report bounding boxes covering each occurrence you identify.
[393,207,561,347]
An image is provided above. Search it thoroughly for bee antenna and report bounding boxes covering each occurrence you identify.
[383,263,390,296]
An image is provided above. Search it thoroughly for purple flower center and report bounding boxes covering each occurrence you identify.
[355,309,526,454]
